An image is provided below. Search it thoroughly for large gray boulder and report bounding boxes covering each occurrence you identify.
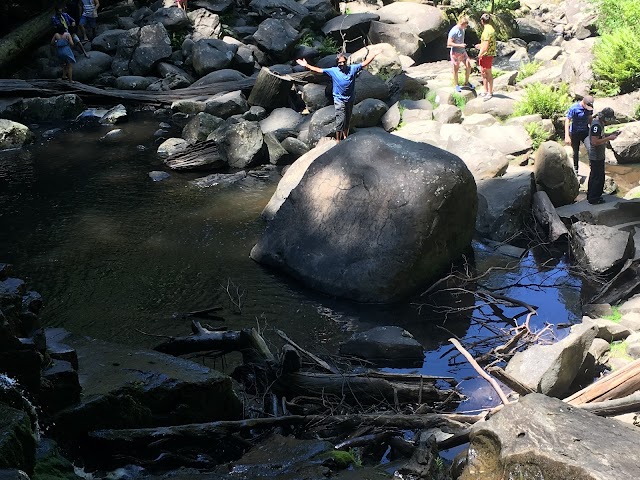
[191,68,247,87]
[505,320,598,397]
[209,119,266,168]
[251,130,477,302]
[560,38,596,97]
[463,95,518,120]
[298,0,335,27]
[204,90,249,118]
[322,13,379,52]
[182,112,224,144]
[192,39,237,76]
[112,24,172,77]
[259,107,304,134]
[368,4,448,59]
[353,70,389,103]
[476,172,535,242]
[114,75,155,90]
[92,29,128,54]
[11,94,84,122]
[472,124,533,156]
[339,326,424,367]
[382,99,433,131]
[351,99,388,128]
[534,141,579,207]
[610,122,640,164]
[0,120,34,150]
[307,105,336,146]
[74,51,113,83]
[146,7,190,30]
[462,394,640,479]
[570,222,635,274]
[249,0,309,29]
[300,83,330,113]
[252,18,300,61]
[189,8,222,40]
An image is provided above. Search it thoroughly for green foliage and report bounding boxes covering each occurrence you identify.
[525,122,551,151]
[461,0,520,14]
[604,306,622,323]
[592,27,640,96]
[299,33,315,47]
[516,60,541,82]
[451,92,467,109]
[376,66,395,81]
[593,0,640,35]
[635,104,640,120]
[610,340,632,361]
[425,90,438,108]
[512,82,572,119]
[318,36,339,55]
[492,68,506,78]
[170,31,187,50]
[397,104,407,129]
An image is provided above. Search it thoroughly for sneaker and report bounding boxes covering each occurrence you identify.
[455,85,462,93]
[588,198,605,205]
[478,92,487,97]
[465,82,475,90]
[483,94,493,101]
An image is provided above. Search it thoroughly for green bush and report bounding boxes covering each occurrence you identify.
[593,0,640,34]
[525,122,551,151]
[318,36,339,55]
[299,33,315,47]
[512,82,572,119]
[451,92,467,109]
[635,104,640,120]
[516,60,541,82]
[592,27,640,96]
[425,90,438,108]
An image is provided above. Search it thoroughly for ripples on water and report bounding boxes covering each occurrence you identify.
[0,112,585,415]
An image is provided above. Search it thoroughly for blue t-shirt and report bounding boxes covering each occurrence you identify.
[323,64,363,103]
[566,102,591,134]
[448,25,466,54]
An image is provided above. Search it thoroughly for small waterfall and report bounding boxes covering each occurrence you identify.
[0,373,41,441]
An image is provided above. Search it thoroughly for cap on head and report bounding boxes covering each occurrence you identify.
[481,13,491,23]
[582,95,594,110]
[599,107,615,120]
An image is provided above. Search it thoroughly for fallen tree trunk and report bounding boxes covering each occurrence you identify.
[565,357,640,405]
[164,141,224,171]
[248,67,294,109]
[532,191,569,242]
[0,10,52,77]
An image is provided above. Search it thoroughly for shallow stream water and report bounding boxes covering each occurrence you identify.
[0,111,603,429]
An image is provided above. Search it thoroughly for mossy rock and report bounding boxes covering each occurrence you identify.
[32,439,81,480]
[0,404,36,474]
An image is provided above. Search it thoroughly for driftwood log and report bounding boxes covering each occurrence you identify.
[532,191,569,242]
[164,141,223,171]
[565,357,640,405]
[247,67,295,109]
[0,10,51,76]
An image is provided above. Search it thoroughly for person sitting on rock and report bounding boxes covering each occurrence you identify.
[296,50,378,142]
[564,95,593,176]
[587,107,619,205]
[51,25,76,82]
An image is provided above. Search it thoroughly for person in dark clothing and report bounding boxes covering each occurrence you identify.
[564,95,593,175]
[51,3,88,57]
[587,107,619,205]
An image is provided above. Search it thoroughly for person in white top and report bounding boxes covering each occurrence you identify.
[447,15,474,93]
[78,0,99,43]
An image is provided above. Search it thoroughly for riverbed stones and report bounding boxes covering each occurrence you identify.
[0,120,33,150]
[570,222,635,274]
[157,137,190,157]
[534,141,579,207]
[182,112,224,144]
[209,119,266,168]
[253,18,300,61]
[204,90,249,118]
[192,39,237,76]
[340,326,424,367]
[251,130,477,302]
[92,29,128,54]
[461,393,640,480]
[322,13,379,52]
[189,8,222,40]
[99,104,128,125]
[147,6,190,30]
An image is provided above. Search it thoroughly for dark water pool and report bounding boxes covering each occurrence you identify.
[1,112,586,418]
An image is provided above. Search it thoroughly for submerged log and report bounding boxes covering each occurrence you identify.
[247,67,294,109]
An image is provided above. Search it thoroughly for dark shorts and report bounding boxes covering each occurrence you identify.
[80,15,97,28]
[335,101,353,133]
[479,55,494,69]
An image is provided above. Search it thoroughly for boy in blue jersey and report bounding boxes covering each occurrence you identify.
[297,51,378,142]
[564,95,593,175]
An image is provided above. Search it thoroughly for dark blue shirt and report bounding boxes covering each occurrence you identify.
[323,64,363,103]
[51,12,75,31]
[566,102,591,134]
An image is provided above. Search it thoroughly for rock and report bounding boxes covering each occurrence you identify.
[100,104,128,125]
[620,311,640,331]
[298,0,335,27]
[191,68,247,87]
[560,39,595,97]
[505,320,598,397]
[476,172,535,242]
[472,124,533,156]
[242,106,267,121]
[40,360,81,413]
[461,113,498,127]
[349,43,402,79]
[381,99,432,131]
[262,141,335,220]
[192,39,237,76]
[493,70,518,90]
[300,83,330,113]
[432,104,462,124]
[189,171,247,188]
[322,13,379,53]
[209,119,266,168]
[170,99,206,114]
[534,141,579,207]
[306,105,336,146]
[570,222,634,274]
[515,17,549,42]
[264,133,290,165]
[610,122,640,164]
[253,18,300,61]
[259,108,304,134]
[351,99,388,128]
[91,29,128,53]
[72,51,113,83]
[157,137,189,157]
[99,129,125,143]
[593,318,631,342]
[0,404,36,473]
[114,75,155,90]
[462,394,640,479]
[249,0,309,29]
[463,94,518,120]
[204,91,249,118]
[157,62,194,84]
[368,4,448,59]
[149,171,171,182]
[518,64,564,87]
[127,24,173,77]
[189,8,222,40]
[281,137,310,158]
[251,130,477,302]
[353,70,390,103]
[533,45,562,63]
[33,439,80,480]
[340,326,424,367]
[181,112,224,144]
[147,7,190,30]
[47,328,242,438]
[442,125,509,181]
[0,120,34,150]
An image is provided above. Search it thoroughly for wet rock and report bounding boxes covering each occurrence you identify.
[252,18,300,61]
[189,171,247,188]
[505,320,598,397]
[6,95,84,123]
[340,326,424,367]
[157,137,189,157]
[99,129,124,143]
[192,39,237,76]
[149,171,171,182]
[0,120,34,150]
[208,119,266,168]
[476,172,535,242]
[100,104,128,125]
[0,404,36,474]
[534,141,579,207]
[0,470,30,480]
[252,130,477,302]
[461,394,640,480]
[570,222,634,274]
[40,360,81,413]
[33,438,81,480]
[182,112,224,144]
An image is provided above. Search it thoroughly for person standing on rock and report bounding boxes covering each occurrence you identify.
[475,13,496,100]
[296,50,378,142]
[587,107,619,205]
[565,95,593,176]
[447,15,474,93]
[51,25,76,82]
[78,0,99,43]
[51,3,88,58]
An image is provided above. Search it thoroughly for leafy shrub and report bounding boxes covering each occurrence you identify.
[318,36,339,55]
[525,122,551,151]
[451,92,467,109]
[593,0,640,35]
[299,33,315,47]
[492,68,506,78]
[604,306,622,323]
[425,90,438,108]
[592,27,640,96]
[512,82,571,119]
[635,104,640,120]
[516,60,541,82]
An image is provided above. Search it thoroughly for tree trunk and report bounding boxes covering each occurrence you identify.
[0,10,52,77]
[248,67,294,109]
[532,191,568,242]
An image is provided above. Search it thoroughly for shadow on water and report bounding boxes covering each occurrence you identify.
[1,112,587,423]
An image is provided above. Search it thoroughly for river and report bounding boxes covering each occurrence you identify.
[0,111,586,420]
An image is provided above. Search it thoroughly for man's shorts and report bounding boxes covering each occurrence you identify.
[450,50,468,65]
[80,15,97,28]
[335,101,353,133]
[479,55,494,69]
